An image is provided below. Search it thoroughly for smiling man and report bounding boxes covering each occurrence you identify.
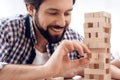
[32,0,73,43]
[0,0,90,79]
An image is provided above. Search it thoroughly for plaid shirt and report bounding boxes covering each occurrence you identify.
[0,14,83,64]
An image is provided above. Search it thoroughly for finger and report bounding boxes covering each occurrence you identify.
[78,58,89,65]
[73,40,91,54]
[72,40,84,56]
[80,43,91,54]
[70,58,89,68]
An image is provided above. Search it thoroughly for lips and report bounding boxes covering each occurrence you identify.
[51,26,64,32]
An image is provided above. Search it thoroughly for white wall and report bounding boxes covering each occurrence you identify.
[0,0,120,58]
[0,0,27,18]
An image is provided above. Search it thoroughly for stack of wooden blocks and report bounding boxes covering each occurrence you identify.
[84,11,111,80]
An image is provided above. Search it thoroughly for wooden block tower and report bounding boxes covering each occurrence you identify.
[84,11,111,80]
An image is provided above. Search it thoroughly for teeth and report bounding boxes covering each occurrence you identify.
[53,28,62,32]
[52,27,63,32]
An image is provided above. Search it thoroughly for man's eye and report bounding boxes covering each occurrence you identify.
[49,13,58,15]
[65,12,71,16]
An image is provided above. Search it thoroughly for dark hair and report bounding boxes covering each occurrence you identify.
[24,0,76,10]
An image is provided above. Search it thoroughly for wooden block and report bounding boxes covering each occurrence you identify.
[84,74,96,80]
[85,68,111,75]
[94,75,99,79]
[84,38,111,45]
[104,73,111,80]
[94,63,99,69]
[84,23,94,29]
[89,59,110,65]
[99,63,110,69]
[98,22,111,28]
[87,53,92,59]
[88,64,94,69]
[98,32,111,38]
[93,11,111,18]
[85,17,109,23]
[84,13,94,18]
[89,48,104,53]
[93,22,100,28]
[84,68,107,75]
[84,38,107,43]
[84,27,105,33]
[84,74,89,79]
[98,53,111,61]
[87,43,110,48]
[88,48,110,53]
[84,33,90,38]
[88,53,98,59]
[88,58,99,64]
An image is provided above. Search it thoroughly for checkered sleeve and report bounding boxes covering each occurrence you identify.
[0,19,13,61]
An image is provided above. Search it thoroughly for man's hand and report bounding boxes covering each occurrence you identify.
[44,40,91,77]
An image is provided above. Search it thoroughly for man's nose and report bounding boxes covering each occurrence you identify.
[56,15,66,27]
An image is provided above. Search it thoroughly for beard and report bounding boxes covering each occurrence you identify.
[34,12,67,43]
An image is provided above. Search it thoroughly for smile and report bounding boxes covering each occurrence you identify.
[51,26,64,32]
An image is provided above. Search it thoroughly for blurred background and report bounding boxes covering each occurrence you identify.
[0,0,120,59]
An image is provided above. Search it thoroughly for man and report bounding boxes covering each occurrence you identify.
[0,40,90,80]
[0,0,91,79]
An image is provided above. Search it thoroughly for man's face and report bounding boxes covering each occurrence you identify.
[33,0,73,43]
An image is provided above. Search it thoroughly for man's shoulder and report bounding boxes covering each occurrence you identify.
[0,14,28,38]
[0,14,27,26]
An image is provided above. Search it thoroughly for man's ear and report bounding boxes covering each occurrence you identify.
[26,4,35,16]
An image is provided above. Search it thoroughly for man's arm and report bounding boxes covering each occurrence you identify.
[111,59,120,68]
[0,40,90,80]
[0,64,52,80]
[111,64,120,79]
[111,59,120,79]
